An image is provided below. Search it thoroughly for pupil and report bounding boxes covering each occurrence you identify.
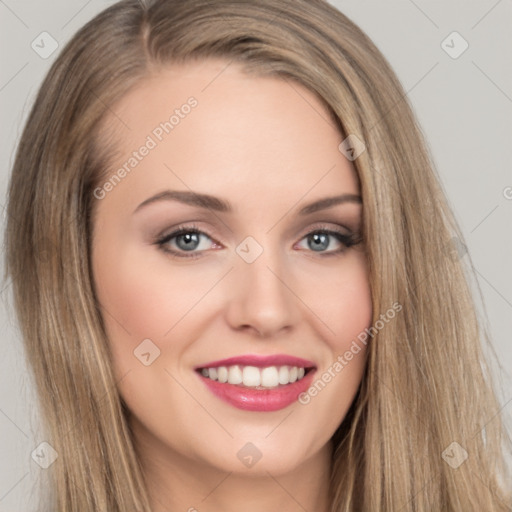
[310,233,328,251]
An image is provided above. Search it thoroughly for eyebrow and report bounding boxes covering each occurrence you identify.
[133,190,362,215]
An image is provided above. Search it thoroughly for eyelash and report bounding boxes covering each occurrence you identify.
[154,222,361,260]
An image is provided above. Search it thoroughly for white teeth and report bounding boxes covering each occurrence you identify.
[228,365,243,385]
[202,365,309,388]
[242,366,261,387]
[261,366,279,387]
[278,366,289,385]
[217,366,228,383]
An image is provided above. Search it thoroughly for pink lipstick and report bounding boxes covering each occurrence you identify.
[195,354,317,412]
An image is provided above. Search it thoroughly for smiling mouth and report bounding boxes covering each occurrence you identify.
[196,364,315,389]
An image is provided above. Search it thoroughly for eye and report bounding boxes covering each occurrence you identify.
[295,226,360,255]
[155,223,220,259]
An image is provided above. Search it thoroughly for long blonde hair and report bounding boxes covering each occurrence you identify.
[4,0,511,510]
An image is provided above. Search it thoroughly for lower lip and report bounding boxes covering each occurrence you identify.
[196,370,316,411]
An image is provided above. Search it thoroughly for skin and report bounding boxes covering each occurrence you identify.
[92,59,372,512]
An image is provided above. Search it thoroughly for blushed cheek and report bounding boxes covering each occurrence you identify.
[93,254,227,386]
[95,251,199,339]
[337,270,372,347]
[333,258,372,386]
[309,253,372,352]
[324,261,371,411]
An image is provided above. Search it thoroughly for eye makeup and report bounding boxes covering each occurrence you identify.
[153,221,362,260]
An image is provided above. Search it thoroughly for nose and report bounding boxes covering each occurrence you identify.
[224,245,301,338]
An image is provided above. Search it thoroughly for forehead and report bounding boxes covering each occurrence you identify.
[95,59,360,211]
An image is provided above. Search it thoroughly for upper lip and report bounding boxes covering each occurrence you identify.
[194,354,316,370]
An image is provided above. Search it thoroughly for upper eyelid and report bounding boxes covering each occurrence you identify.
[163,221,352,235]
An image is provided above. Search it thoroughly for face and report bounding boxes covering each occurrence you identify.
[92,59,372,480]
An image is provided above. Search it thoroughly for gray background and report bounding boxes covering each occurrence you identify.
[1,1,511,509]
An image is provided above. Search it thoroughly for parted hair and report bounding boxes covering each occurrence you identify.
[4,0,511,510]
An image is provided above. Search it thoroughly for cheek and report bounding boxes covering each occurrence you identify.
[305,251,372,397]
[301,250,373,349]
[94,245,213,338]
[288,252,371,446]
[333,264,372,351]
[92,242,228,383]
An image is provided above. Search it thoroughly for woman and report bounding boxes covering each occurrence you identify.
[4,0,511,510]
